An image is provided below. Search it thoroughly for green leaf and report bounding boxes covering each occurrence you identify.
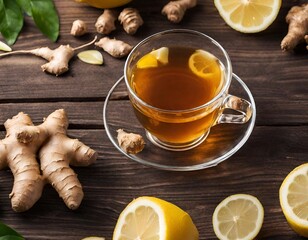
[16,0,32,16]
[0,222,23,238]
[30,0,59,42]
[0,0,24,45]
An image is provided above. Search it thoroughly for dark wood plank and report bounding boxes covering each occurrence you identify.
[0,126,307,239]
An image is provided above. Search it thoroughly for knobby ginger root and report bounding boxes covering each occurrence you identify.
[118,8,144,35]
[37,109,97,210]
[0,109,97,212]
[281,3,308,51]
[95,37,133,58]
[162,0,197,23]
[0,36,97,76]
[0,113,47,212]
[117,129,145,154]
[71,19,88,36]
[95,9,118,35]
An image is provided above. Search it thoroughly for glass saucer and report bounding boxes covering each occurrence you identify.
[103,73,256,171]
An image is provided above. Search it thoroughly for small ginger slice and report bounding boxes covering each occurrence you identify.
[281,3,308,51]
[162,0,197,23]
[117,129,145,154]
[95,37,133,58]
[95,9,118,35]
[71,19,88,36]
[118,8,144,35]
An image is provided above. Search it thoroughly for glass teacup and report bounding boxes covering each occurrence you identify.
[124,29,252,151]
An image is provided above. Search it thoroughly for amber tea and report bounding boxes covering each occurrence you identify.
[128,46,224,145]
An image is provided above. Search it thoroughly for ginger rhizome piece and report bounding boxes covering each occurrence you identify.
[71,19,88,36]
[281,3,308,51]
[0,109,97,212]
[117,129,145,154]
[95,37,133,58]
[95,9,119,35]
[0,36,97,76]
[0,113,46,212]
[118,8,144,35]
[37,109,97,210]
[162,0,197,23]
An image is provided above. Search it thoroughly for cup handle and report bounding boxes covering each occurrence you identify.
[216,95,252,124]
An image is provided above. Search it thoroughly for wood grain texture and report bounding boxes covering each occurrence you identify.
[0,0,307,239]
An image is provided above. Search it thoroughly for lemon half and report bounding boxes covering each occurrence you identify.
[113,196,199,240]
[214,0,282,33]
[212,194,264,240]
[279,163,308,237]
[75,0,132,9]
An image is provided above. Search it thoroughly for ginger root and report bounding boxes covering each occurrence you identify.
[117,129,145,154]
[0,36,97,76]
[71,19,88,36]
[162,0,197,23]
[281,3,308,51]
[95,37,133,58]
[0,109,97,212]
[118,8,144,35]
[95,9,118,35]
[0,113,46,212]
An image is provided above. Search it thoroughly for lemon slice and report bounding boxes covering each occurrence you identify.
[137,47,169,69]
[214,0,282,33]
[212,194,264,240]
[188,49,221,79]
[279,163,308,237]
[113,196,199,240]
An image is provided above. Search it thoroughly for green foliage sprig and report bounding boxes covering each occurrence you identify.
[0,0,59,45]
[0,221,24,240]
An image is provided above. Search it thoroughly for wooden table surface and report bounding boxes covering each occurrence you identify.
[0,0,308,239]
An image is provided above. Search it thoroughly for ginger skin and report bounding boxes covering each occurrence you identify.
[71,19,88,36]
[0,37,97,76]
[117,129,145,154]
[118,8,144,35]
[0,113,47,212]
[95,37,133,58]
[162,0,197,23]
[95,9,118,35]
[281,3,308,51]
[0,109,97,212]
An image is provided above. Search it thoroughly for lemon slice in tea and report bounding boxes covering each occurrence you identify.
[188,49,221,80]
[137,47,169,69]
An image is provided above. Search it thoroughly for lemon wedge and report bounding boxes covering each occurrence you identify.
[214,0,282,33]
[137,47,169,69]
[113,196,199,240]
[188,49,221,80]
[279,163,308,237]
[212,194,264,240]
